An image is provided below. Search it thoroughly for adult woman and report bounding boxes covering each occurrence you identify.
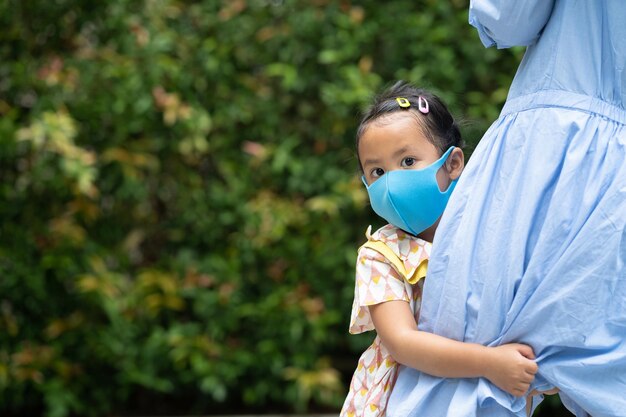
[387,1,626,416]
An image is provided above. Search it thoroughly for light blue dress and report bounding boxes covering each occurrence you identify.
[387,1,626,416]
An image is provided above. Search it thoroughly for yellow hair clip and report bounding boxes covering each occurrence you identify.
[396,97,411,108]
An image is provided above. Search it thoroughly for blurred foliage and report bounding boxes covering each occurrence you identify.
[0,0,565,415]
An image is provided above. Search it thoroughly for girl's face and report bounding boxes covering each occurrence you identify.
[359,112,462,189]
[358,112,464,241]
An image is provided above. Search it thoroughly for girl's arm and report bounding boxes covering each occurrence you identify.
[370,300,538,397]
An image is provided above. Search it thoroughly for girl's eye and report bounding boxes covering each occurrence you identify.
[401,157,416,167]
[370,168,385,178]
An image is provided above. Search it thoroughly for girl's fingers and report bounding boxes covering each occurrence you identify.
[514,388,528,397]
[516,344,536,360]
[525,361,539,374]
[525,367,538,376]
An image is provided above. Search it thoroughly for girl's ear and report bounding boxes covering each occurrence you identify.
[446,147,465,180]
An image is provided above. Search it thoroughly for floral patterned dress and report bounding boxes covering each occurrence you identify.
[340,224,431,417]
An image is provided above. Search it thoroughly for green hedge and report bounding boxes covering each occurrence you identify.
[0,0,563,415]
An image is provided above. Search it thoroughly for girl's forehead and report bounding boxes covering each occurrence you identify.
[359,112,437,157]
[362,111,429,143]
[369,111,424,130]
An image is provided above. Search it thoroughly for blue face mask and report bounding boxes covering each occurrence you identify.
[362,147,457,236]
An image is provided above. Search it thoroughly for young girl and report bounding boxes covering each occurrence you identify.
[341,81,538,417]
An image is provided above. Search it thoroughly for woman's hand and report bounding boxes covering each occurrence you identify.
[483,343,538,397]
[526,388,560,416]
[528,387,560,396]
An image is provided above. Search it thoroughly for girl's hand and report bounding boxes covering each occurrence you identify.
[483,343,538,397]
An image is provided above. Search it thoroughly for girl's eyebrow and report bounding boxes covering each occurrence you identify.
[392,146,411,158]
[362,158,381,168]
[363,146,413,168]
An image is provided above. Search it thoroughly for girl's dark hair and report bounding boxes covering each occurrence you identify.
[356,80,463,170]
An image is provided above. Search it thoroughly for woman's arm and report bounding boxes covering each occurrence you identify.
[369,300,538,397]
[469,0,556,48]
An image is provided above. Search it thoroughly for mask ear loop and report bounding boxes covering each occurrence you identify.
[438,147,458,193]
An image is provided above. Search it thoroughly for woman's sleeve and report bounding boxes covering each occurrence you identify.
[348,247,411,335]
[469,0,556,48]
